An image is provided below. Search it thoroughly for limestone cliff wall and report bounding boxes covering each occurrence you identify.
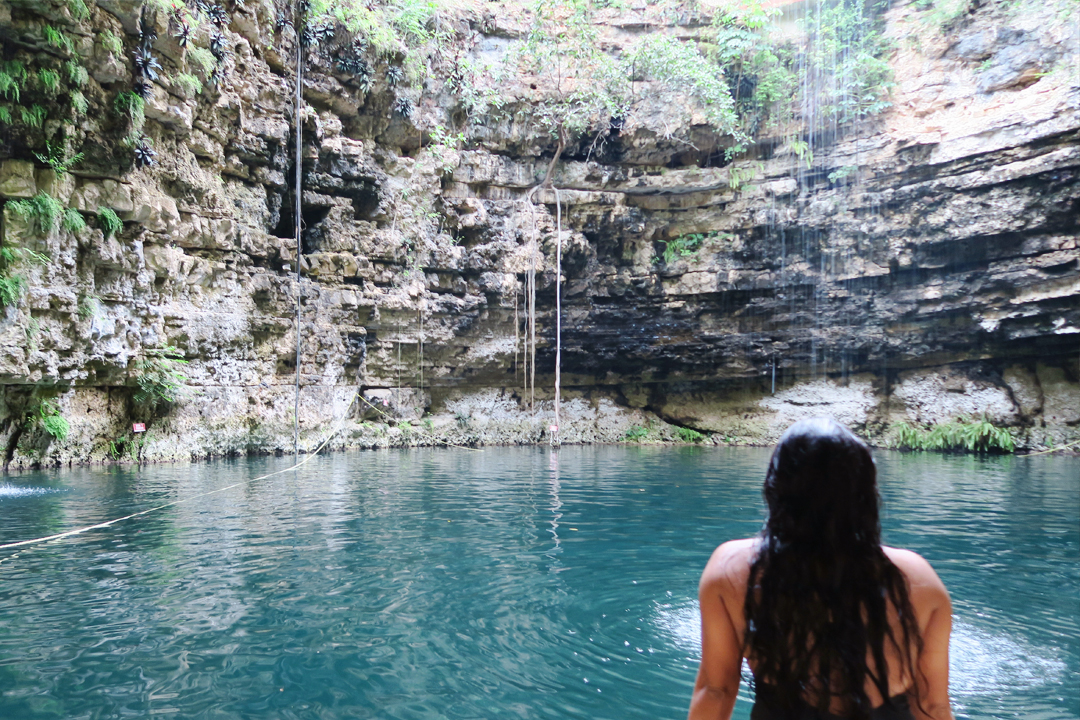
[1,0,1078,467]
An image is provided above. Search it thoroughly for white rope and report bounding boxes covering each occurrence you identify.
[0,388,361,555]
[1021,438,1080,457]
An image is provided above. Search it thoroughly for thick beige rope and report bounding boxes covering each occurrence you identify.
[0,388,361,554]
[1021,438,1080,457]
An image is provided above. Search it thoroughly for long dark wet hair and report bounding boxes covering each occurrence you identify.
[744,417,922,720]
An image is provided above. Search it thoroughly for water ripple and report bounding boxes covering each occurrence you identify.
[652,601,1069,702]
[0,484,59,499]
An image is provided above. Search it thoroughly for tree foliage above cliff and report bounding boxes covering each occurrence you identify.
[307,0,445,56]
[707,0,894,137]
[503,0,746,170]
[302,0,745,173]
[512,0,629,140]
[298,0,891,170]
[511,1,742,142]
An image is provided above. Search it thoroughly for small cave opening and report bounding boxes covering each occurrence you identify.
[271,171,297,240]
[271,189,333,253]
[300,205,332,254]
[562,123,626,166]
[699,145,737,168]
[345,182,381,220]
[272,196,295,240]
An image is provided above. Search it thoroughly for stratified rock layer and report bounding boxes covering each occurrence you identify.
[1,0,1078,467]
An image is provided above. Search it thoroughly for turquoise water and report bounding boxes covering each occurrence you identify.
[0,447,1076,720]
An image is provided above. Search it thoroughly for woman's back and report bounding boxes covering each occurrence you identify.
[688,419,954,720]
[695,540,951,716]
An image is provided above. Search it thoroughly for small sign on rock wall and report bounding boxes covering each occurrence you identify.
[132,423,146,433]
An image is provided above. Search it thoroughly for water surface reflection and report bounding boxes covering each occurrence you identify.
[0,448,1075,720]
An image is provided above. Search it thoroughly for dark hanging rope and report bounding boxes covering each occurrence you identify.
[551,187,562,449]
[293,6,304,457]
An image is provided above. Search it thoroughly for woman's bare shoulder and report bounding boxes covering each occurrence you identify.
[700,538,758,591]
[882,546,951,605]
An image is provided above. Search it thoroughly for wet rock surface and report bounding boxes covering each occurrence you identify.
[1,0,1078,467]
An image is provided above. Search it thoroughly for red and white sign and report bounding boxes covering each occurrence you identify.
[549,425,558,432]
[132,423,146,433]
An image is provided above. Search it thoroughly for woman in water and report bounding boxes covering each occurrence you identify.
[689,417,953,720]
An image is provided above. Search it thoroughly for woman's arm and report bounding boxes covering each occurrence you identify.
[689,541,751,720]
[887,548,954,720]
[911,582,953,720]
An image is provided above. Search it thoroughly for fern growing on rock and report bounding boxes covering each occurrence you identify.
[43,26,74,54]
[62,208,86,232]
[29,399,70,442]
[133,345,190,414]
[891,418,1016,453]
[97,207,123,239]
[36,68,60,94]
[7,192,64,234]
[0,243,48,307]
[19,105,48,128]
[173,72,203,97]
[114,91,146,130]
[33,138,84,177]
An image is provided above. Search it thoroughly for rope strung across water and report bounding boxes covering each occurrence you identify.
[0,388,362,555]
[1020,438,1080,457]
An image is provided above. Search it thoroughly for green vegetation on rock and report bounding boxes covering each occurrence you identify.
[114,91,146,130]
[33,138,84,178]
[65,61,88,87]
[0,61,28,103]
[62,208,86,233]
[508,0,746,181]
[19,105,48,128]
[426,124,465,175]
[29,399,70,442]
[709,0,893,140]
[185,47,217,80]
[100,29,124,56]
[913,0,972,31]
[307,0,442,56]
[0,54,89,128]
[628,34,740,135]
[43,26,74,54]
[36,68,60,94]
[66,0,90,21]
[675,426,706,443]
[658,231,730,265]
[0,242,48,307]
[7,192,64,234]
[70,90,88,115]
[96,207,123,239]
[133,346,190,414]
[0,268,26,307]
[77,293,98,319]
[173,72,203,97]
[891,418,1016,453]
[512,0,632,146]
